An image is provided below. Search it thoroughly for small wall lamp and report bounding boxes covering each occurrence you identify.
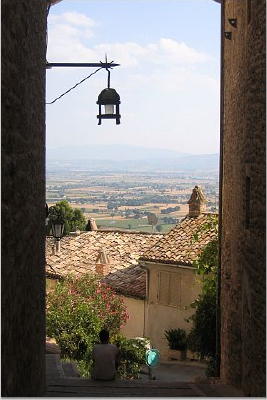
[228,18,237,28]
[51,220,64,241]
[46,203,65,240]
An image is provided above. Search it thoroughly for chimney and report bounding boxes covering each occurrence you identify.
[187,186,207,217]
[86,218,98,231]
[95,249,110,276]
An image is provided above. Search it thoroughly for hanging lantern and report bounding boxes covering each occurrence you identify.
[97,65,121,125]
[51,221,64,240]
[97,88,121,125]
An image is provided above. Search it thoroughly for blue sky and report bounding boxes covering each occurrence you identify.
[46,0,221,154]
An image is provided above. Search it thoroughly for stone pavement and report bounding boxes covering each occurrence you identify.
[46,354,244,397]
[139,360,207,382]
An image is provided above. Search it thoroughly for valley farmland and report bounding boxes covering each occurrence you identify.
[46,169,219,233]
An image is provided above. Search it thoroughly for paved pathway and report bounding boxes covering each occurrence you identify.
[139,360,207,382]
[46,355,244,397]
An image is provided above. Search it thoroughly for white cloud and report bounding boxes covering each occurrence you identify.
[50,12,96,28]
[47,12,97,57]
[158,38,208,63]
[46,11,220,154]
[47,12,211,67]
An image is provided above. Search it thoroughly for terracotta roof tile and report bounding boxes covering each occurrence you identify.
[103,265,146,300]
[46,231,163,299]
[140,213,218,265]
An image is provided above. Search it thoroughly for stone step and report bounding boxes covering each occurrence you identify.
[61,361,81,378]
[46,354,65,382]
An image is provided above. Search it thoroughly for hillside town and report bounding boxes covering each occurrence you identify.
[46,186,218,373]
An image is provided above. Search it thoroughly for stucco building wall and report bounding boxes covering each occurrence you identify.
[144,263,202,360]
[220,0,266,396]
[2,0,47,396]
[120,296,145,339]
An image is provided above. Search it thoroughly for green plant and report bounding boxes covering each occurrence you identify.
[164,328,187,351]
[46,273,128,374]
[187,283,216,358]
[187,214,218,368]
[111,335,149,379]
[62,358,91,378]
[48,200,86,235]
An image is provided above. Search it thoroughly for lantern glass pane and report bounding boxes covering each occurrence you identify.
[53,223,64,238]
[104,104,114,115]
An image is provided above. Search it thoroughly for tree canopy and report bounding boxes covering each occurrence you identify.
[48,200,86,235]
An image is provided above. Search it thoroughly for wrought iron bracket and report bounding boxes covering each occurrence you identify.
[46,61,120,69]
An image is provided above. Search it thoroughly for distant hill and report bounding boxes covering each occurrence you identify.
[46,144,219,172]
[47,144,188,161]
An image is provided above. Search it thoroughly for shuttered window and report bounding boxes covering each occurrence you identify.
[158,271,181,307]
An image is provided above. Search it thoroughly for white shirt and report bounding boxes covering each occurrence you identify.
[91,343,119,381]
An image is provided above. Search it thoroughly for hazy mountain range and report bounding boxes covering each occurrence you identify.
[46,144,219,172]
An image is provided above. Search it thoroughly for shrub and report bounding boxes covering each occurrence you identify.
[187,215,218,373]
[46,273,128,372]
[164,328,187,351]
[187,280,216,358]
[111,335,149,379]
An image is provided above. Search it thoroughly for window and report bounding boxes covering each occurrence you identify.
[157,271,181,307]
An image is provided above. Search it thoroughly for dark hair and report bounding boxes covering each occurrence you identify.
[99,329,109,343]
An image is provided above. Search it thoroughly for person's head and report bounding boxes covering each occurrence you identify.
[99,329,109,344]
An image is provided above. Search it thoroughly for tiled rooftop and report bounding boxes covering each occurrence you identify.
[140,213,218,266]
[46,212,217,299]
[103,264,146,299]
[46,230,163,298]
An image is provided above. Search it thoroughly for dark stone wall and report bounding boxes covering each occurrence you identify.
[220,0,266,396]
[1,0,47,396]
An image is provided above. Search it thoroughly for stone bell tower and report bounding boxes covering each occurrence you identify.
[187,186,207,217]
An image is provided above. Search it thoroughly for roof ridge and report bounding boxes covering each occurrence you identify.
[96,229,163,235]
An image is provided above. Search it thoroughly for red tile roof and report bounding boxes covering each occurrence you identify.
[103,264,146,300]
[46,230,163,299]
[46,214,217,299]
[140,213,218,266]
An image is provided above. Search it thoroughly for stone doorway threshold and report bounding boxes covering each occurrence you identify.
[46,354,244,397]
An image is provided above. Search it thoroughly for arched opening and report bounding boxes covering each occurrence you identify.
[45,0,221,386]
[2,0,265,397]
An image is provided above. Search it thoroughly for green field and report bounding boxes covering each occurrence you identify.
[95,217,175,233]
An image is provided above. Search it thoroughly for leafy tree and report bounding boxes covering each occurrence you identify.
[155,224,163,232]
[48,200,86,235]
[187,215,218,374]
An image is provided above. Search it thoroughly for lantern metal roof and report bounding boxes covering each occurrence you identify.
[97,88,121,105]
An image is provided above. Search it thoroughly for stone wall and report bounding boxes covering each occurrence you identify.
[2,0,47,395]
[220,0,266,396]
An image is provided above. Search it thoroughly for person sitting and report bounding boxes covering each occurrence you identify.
[91,329,120,381]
